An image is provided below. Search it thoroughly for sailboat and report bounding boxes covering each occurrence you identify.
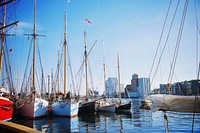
[141,0,200,113]
[78,31,98,114]
[50,12,79,117]
[96,53,115,113]
[0,0,19,121]
[115,54,131,111]
[15,0,48,118]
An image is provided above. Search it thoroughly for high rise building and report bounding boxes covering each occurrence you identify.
[137,77,150,98]
[106,77,118,97]
[131,74,138,92]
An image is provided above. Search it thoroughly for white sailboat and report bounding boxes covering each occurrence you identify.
[141,0,200,114]
[142,94,200,113]
[15,0,48,118]
[50,12,79,117]
[96,54,115,113]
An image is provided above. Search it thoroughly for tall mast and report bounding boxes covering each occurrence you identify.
[51,68,54,95]
[32,0,37,99]
[0,1,6,85]
[47,75,50,99]
[57,50,60,94]
[103,62,106,97]
[117,53,121,104]
[63,12,67,98]
[84,31,89,100]
[103,40,106,97]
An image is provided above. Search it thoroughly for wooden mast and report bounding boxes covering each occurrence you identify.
[117,53,122,104]
[84,31,89,101]
[103,62,106,98]
[0,0,6,84]
[32,0,37,100]
[57,50,60,94]
[103,40,106,98]
[63,12,67,98]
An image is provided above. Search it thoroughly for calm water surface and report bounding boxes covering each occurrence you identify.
[14,99,200,133]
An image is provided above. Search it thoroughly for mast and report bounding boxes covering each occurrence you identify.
[103,40,106,98]
[84,31,89,101]
[32,0,37,99]
[47,75,50,99]
[57,50,60,94]
[63,11,67,98]
[117,53,122,104]
[103,62,106,97]
[0,1,6,85]
[51,68,54,96]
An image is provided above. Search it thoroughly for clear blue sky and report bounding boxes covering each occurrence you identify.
[4,0,200,95]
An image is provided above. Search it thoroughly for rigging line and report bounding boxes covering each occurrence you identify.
[194,0,200,76]
[75,40,97,78]
[36,39,45,82]
[168,0,189,84]
[192,62,200,133]
[149,0,172,81]
[37,40,46,94]
[67,41,76,95]
[20,37,33,93]
[76,56,84,95]
[5,39,14,92]
[88,60,95,93]
[151,0,180,86]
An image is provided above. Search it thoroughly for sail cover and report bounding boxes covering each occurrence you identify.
[145,94,200,113]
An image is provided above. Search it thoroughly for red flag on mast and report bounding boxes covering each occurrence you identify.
[85,18,92,24]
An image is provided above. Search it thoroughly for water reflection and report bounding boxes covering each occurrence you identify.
[14,116,79,133]
[12,99,200,133]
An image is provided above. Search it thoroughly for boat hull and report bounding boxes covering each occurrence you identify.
[98,104,115,112]
[16,97,48,118]
[116,101,132,111]
[50,100,79,117]
[0,97,13,121]
[78,101,96,114]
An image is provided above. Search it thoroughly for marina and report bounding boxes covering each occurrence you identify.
[11,99,200,133]
[1,0,200,132]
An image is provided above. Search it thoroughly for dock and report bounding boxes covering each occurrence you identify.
[0,120,41,133]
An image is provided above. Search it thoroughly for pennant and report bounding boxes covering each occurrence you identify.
[85,18,92,24]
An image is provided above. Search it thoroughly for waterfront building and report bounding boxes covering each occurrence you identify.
[137,77,151,98]
[106,77,118,97]
[116,83,124,98]
[131,74,138,91]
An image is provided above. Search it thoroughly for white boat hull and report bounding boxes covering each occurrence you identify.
[97,99,116,113]
[17,97,48,118]
[51,100,79,117]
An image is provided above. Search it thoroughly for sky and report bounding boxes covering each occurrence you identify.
[3,0,200,95]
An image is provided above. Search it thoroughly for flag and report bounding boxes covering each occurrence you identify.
[85,18,92,24]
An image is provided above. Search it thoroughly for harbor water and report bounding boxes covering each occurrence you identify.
[13,99,200,133]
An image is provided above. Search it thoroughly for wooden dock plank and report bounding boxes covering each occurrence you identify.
[0,120,41,133]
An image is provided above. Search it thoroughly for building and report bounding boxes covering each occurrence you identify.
[131,74,138,92]
[137,77,150,98]
[160,80,200,95]
[106,77,118,97]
